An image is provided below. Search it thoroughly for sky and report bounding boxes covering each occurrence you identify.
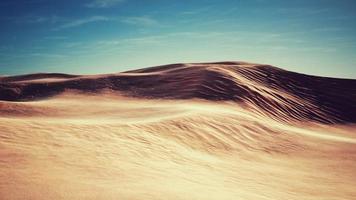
[0,0,356,78]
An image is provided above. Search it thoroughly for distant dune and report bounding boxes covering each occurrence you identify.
[1,62,355,123]
[1,62,356,200]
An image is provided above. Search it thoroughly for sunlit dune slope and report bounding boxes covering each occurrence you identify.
[1,62,355,123]
[1,62,356,200]
[1,93,356,200]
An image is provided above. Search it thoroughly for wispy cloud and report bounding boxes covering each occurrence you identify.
[310,27,346,32]
[29,53,67,58]
[120,16,158,26]
[43,36,68,40]
[25,16,51,23]
[0,52,67,59]
[276,7,330,15]
[180,6,213,15]
[85,0,125,8]
[61,42,83,48]
[13,15,63,24]
[55,16,110,30]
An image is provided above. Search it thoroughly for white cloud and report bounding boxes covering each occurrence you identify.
[85,0,125,8]
[120,16,158,26]
[55,16,110,30]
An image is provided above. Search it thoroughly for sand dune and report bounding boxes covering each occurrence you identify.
[0,62,356,200]
[1,62,355,123]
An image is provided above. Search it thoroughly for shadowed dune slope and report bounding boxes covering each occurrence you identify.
[1,62,355,123]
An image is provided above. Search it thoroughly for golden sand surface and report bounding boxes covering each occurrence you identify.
[1,93,355,200]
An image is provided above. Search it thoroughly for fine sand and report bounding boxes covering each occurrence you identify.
[0,62,355,200]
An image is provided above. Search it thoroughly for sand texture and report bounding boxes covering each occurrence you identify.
[1,62,356,199]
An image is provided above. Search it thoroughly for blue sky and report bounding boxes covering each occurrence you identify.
[0,0,356,78]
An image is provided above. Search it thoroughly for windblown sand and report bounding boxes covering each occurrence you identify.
[1,62,356,199]
[1,92,355,200]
